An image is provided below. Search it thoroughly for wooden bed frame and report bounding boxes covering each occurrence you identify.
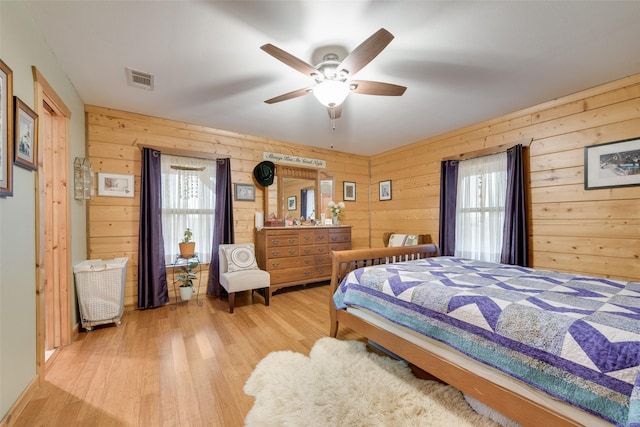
[329,244,584,427]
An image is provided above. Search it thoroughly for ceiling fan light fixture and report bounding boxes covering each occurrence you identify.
[313,81,350,107]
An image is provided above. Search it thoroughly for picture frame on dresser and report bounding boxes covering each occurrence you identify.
[0,58,14,197]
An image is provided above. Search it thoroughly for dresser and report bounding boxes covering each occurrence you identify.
[255,226,351,294]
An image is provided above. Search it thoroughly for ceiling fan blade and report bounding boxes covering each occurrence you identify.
[327,104,342,119]
[261,44,318,78]
[265,87,312,104]
[337,28,394,77]
[349,80,406,96]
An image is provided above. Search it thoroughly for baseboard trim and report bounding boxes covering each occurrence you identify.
[0,375,40,427]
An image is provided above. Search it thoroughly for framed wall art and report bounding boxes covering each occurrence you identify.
[13,97,38,171]
[584,137,640,190]
[0,58,13,196]
[379,180,392,201]
[344,181,356,201]
[287,196,297,210]
[234,183,255,201]
[98,172,135,197]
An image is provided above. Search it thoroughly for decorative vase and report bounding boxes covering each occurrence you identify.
[332,215,339,225]
[179,285,194,301]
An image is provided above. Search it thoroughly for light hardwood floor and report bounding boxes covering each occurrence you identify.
[12,283,363,426]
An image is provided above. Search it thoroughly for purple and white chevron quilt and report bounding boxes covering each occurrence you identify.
[333,256,640,426]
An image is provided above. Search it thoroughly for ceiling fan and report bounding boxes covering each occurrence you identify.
[261,28,406,125]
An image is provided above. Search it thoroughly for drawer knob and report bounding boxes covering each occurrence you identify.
[272,239,280,244]
[288,249,295,255]
[272,262,280,268]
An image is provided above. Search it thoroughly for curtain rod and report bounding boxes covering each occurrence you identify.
[442,138,533,162]
[137,143,230,161]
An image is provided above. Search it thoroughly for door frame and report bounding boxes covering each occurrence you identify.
[33,66,72,380]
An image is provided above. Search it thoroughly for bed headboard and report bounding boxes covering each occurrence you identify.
[382,232,432,247]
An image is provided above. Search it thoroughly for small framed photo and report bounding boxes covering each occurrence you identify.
[379,180,392,201]
[13,97,38,171]
[234,183,255,201]
[584,137,640,190]
[287,195,297,210]
[344,181,356,201]
[98,172,135,197]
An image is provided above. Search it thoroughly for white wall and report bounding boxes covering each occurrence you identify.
[0,1,86,420]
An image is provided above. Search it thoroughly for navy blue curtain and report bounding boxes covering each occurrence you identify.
[300,189,308,219]
[137,148,169,309]
[207,158,234,297]
[438,160,459,256]
[501,145,529,266]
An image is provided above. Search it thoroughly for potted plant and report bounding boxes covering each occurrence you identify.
[175,260,199,301]
[178,228,195,258]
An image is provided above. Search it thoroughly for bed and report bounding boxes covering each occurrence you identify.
[329,244,640,427]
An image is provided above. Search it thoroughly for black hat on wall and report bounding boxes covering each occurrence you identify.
[253,161,275,186]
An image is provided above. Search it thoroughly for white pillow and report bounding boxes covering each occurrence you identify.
[224,245,259,273]
[387,234,419,247]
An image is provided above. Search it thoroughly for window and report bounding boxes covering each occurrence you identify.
[454,152,507,262]
[161,154,216,263]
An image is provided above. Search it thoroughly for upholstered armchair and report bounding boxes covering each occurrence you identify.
[218,243,270,313]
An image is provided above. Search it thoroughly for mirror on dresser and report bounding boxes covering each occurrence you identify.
[263,165,334,223]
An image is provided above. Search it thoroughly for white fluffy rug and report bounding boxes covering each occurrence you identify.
[244,337,501,426]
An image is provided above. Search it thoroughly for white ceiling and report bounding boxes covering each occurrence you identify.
[23,1,640,156]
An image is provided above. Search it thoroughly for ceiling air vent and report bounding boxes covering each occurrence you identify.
[125,67,154,90]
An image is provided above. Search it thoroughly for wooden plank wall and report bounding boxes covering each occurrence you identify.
[370,73,640,282]
[85,106,370,308]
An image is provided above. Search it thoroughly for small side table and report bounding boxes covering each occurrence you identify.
[171,254,203,310]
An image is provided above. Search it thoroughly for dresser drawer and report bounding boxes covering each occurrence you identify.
[266,256,313,270]
[266,235,299,247]
[314,254,331,266]
[315,265,331,277]
[329,230,351,243]
[300,245,329,256]
[329,242,351,251]
[299,230,315,246]
[267,246,299,258]
[269,266,315,284]
[314,230,329,244]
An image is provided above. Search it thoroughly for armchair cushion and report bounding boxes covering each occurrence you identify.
[222,245,259,272]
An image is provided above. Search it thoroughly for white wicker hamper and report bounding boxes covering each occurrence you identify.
[73,257,128,330]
